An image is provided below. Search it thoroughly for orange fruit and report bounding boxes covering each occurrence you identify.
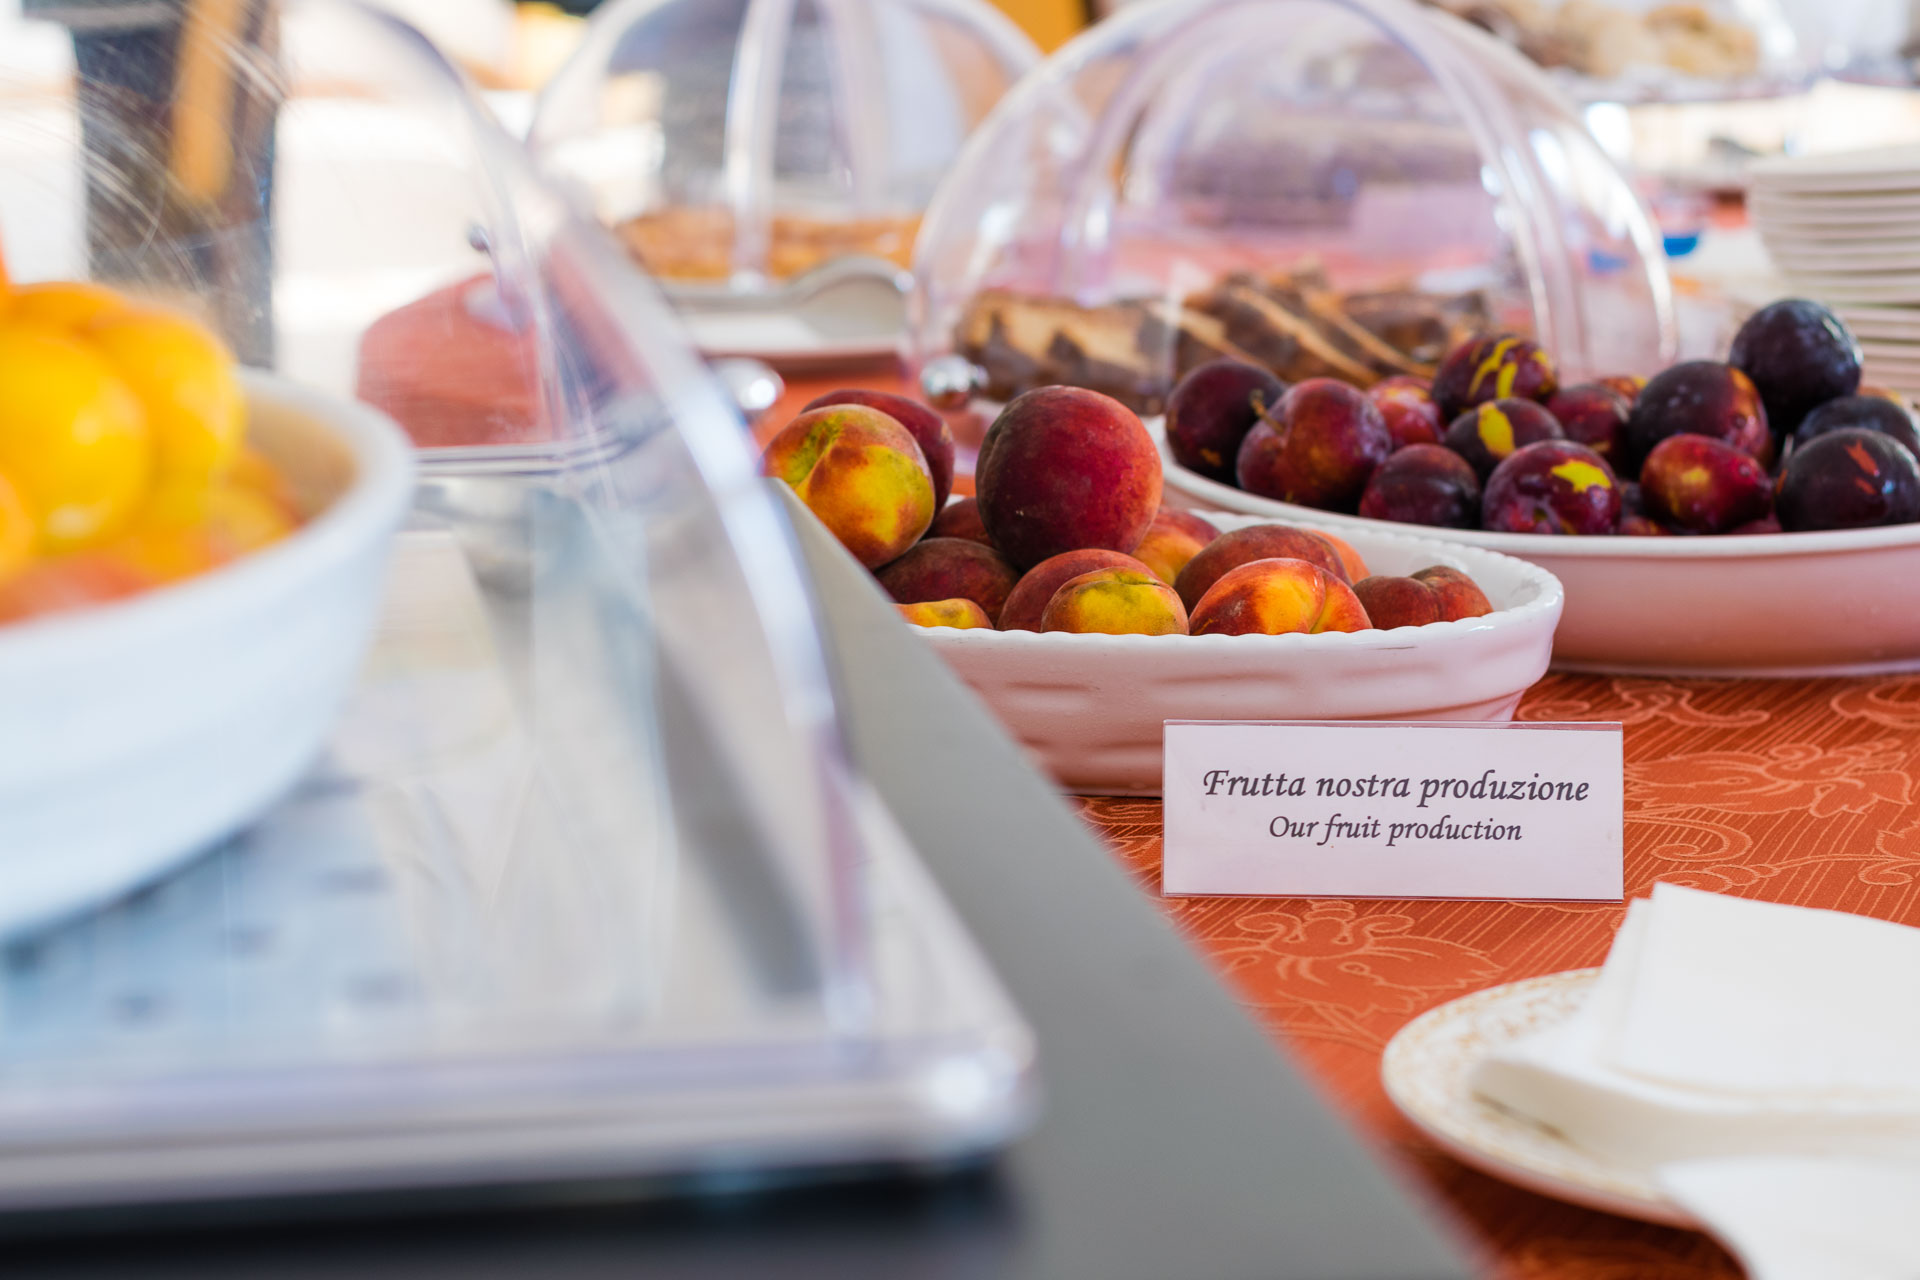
[84,308,243,484]
[0,326,151,553]
[0,552,154,623]
[227,446,302,521]
[4,281,128,331]
[0,473,33,577]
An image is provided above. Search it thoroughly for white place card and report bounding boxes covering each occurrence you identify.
[1162,721,1623,901]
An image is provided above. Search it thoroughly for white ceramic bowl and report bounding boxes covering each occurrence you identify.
[919,515,1562,795]
[1156,428,1920,677]
[0,373,414,935]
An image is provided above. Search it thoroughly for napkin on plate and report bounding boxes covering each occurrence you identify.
[1471,883,1920,1277]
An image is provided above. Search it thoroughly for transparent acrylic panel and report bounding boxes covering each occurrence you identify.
[0,3,1033,1186]
[909,0,1677,414]
[527,0,1040,295]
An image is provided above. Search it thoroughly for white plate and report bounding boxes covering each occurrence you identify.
[1749,146,1920,194]
[1381,970,1694,1227]
[1782,274,1920,304]
[0,374,414,936]
[917,514,1562,795]
[1751,191,1920,217]
[1761,243,1920,274]
[1155,424,1920,676]
[1751,207,1920,234]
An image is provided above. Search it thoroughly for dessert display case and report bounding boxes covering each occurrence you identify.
[0,0,1033,1212]
[908,0,1679,416]
[527,0,1041,364]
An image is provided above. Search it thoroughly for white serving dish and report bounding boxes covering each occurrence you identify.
[1156,426,1920,677]
[0,372,414,936]
[917,514,1562,795]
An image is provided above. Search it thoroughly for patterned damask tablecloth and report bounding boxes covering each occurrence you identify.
[1078,671,1920,1280]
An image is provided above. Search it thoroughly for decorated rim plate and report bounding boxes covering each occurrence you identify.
[1381,970,1694,1227]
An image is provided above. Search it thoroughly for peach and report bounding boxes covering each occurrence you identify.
[1310,528,1369,581]
[1409,565,1492,621]
[1189,558,1373,636]
[975,386,1162,569]
[999,548,1152,632]
[1040,568,1189,636]
[1172,524,1348,613]
[877,536,1019,624]
[804,388,956,509]
[1351,575,1444,629]
[763,404,934,569]
[928,495,992,547]
[1131,508,1219,585]
[896,598,992,629]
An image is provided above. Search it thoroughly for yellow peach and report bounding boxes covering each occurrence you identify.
[1189,558,1373,636]
[763,404,935,569]
[897,598,993,629]
[1039,568,1189,636]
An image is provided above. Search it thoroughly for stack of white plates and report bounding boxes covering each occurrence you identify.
[1751,146,1920,398]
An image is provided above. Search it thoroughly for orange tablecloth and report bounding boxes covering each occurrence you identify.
[774,367,1920,1278]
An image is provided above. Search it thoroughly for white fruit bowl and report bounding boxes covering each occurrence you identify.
[1156,428,1920,677]
[0,373,414,936]
[918,515,1563,795]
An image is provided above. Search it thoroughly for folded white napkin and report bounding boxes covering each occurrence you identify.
[1472,884,1920,1278]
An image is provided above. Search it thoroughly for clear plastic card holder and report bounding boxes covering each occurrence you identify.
[909,0,1679,413]
[0,0,1032,1208]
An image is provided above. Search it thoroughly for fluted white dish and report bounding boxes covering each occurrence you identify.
[917,514,1561,795]
[0,373,414,936]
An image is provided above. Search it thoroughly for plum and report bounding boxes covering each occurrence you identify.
[1443,398,1564,480]
[1729,298,1863,437]
[1432,333,1557,420]
[1546,383,1632,463]
[1366,375,1445,450]
[1640,435,1772,535]
[1775,428,1920,531]
[1358,443,1481,529]
[1235,378,1391,511]
[1794,394,1920,463]
[1623,361,1769,472]
[1165,359,1287,484]
[1597,374,1646,407]
[1481,440,1621,535]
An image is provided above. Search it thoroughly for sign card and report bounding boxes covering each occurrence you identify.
[1162,721,1623,901]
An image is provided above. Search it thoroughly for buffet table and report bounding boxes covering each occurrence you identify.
[769,371,1920,1278]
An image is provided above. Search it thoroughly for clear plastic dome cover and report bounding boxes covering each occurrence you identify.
[526,0,1040,294]
[0,0,1029,1197]
[910,0,1679,415]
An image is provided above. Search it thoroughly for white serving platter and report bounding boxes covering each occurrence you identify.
[916,514,1562,795]
[1381,970,1692,1227]
[1155,425,1920,676]
[0,373,414,937]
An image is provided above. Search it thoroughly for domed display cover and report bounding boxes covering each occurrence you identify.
[910,0,1678,415]
[0,0,1030,1211]
[528,0,1041,296]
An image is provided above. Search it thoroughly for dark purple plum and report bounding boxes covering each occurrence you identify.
[1443,398,1564,480]
[1366,375,1444,451]
[1794,394,1920,463]
[1481,440,1621,535]
[1431,333,1558,420]
[1614,481,1667,535]
[1546,383,1633,464]
[1165,359,1287,484]
[1640,435,1773,535]
[1775,428,1920,531]
[1623,361,1769,473]
[1236,378,1391,512]
[1358,443,1481,529]
[1729,298,1863,437]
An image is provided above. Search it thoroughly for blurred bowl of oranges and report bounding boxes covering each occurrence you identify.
[0,270,414,935]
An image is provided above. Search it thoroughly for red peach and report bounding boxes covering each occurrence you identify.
[975,386,1162,569]
[1309,528,1370,581]
[1409,565,1492,621]
[877,537,1019,624]
[804,388,956,509]
[897,598,992,629]
[1189,558,1373,636]
[763,404,935,568]
[1131,508,1220,584]
[1040,568,1189,636]
[1173,524,1349,613]
[927,496,993,546]
[999,548,1152,632]
[1351,575,1444,629]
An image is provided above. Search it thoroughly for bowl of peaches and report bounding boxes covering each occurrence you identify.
[1150,298,1920,676]
[761,387,1561,794]
[0,267,412,934]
